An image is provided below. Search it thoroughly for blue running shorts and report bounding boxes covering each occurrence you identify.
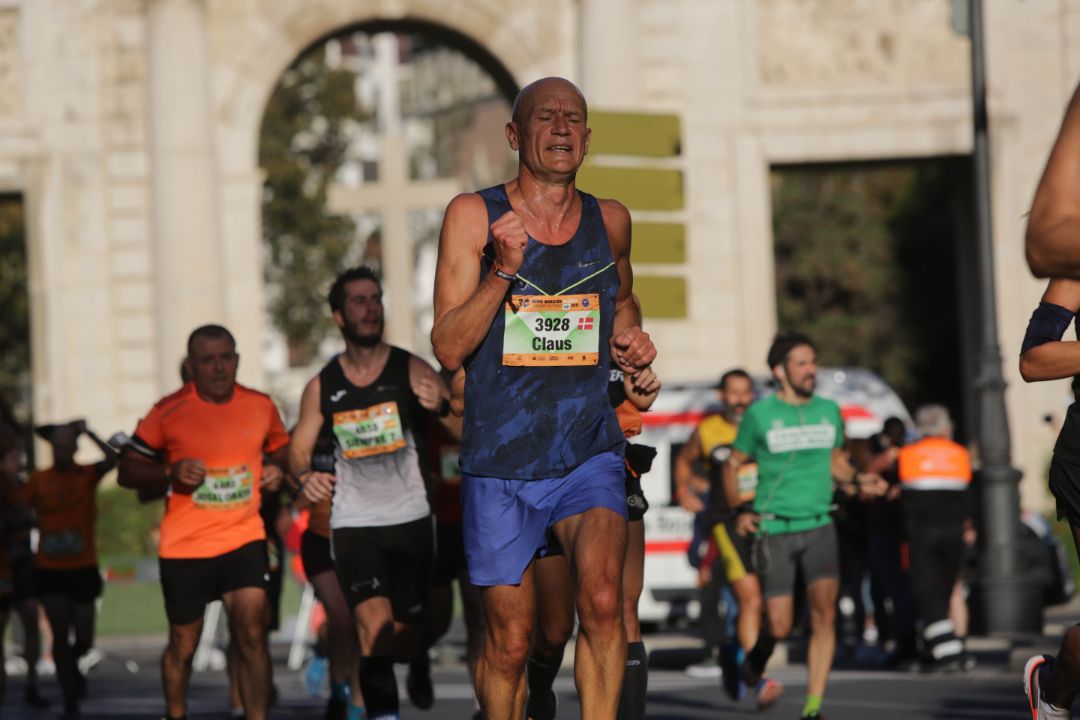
[462,450,627,586]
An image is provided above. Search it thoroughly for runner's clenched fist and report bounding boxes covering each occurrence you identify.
[490,210,529,275]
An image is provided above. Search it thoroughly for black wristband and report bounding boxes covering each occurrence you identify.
[437,397,451,418]
[493,266,518,282]
[735,503,754,516]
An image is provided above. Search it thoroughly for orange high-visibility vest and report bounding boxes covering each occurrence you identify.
[897,437,972,491]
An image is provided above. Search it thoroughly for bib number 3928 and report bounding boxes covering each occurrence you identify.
[502,293,600,367]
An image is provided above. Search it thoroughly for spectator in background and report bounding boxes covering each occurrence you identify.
[864,417,919,667]
[26,420,116,718]
[897,405,974,672]
[0,424,34,708]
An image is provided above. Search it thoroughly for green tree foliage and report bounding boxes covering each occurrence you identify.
[0,196,30,425]
[771,161,963,417]
[96,486,162,558]
[260,44,364,366]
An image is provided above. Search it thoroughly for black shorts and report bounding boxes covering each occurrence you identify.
[1050,455,1080,526]
[332,516,434,624]
[33,567,103,603]
[433,522,467,587]
[301,530,335,580]
[159,540,269,626]
[754,524,840,599]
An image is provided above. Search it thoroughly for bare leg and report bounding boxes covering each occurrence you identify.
[806,578,839,699]
[459,574,485,684]
[162,618,203,719]
[310,570,362,706]
[475,565,536,720]
[622,520,645,642]
[222,587,271,720]
[553,508,627,720]
[528,554,574,719]
[731,575,763,652]
[1043,521,1080,707]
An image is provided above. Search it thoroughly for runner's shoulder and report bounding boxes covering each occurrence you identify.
[148,383,196,418]
[596,198,631,230]
[443,193,489,251]
[232,383,278,408]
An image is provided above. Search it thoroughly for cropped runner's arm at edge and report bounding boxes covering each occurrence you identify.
[289,376,334,510]
[1027,83,1080,278]
[432,194,515,371]
[1019,278,1080,382]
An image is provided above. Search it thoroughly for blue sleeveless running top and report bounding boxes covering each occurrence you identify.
[461,184,625,480]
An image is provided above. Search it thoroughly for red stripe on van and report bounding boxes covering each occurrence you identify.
[645,540,691,553]
[641,411,706,427]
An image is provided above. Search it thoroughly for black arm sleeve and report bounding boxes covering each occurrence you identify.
[1021,301,1075,354]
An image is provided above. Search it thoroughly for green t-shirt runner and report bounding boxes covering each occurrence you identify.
[732,394,844,535]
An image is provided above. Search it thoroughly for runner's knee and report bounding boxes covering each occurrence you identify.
[577,578,621,629]
[486,621,532,670]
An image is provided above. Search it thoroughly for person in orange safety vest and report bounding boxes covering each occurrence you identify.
[897,404,973,672]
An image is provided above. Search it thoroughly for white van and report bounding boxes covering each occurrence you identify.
[633,368,912,625]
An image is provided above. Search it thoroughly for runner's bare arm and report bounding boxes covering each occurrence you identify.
[289,376,335,507]
[75,418,116,474]
[408,356,459,437]
[449,367,466,417]
[602,200,655,372]
[432,193,517,371]
[1027,84,1080,278]
[623,366,661,411]
[1020,278,1080,381]
[831,447,887,497]
[117,449,204,491]
[674,427,706,513]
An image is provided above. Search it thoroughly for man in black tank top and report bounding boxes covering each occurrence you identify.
[432,78,657,720]
[289,267,453,720]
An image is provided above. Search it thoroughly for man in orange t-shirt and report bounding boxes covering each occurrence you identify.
[118,325,289,720]
[26,419,116,716]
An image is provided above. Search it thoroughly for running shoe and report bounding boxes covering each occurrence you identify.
[719,643,746,700]
[800,713,824,719]
[305,655,329,697]
[1024,654,1071,720]
[755,677,784,710]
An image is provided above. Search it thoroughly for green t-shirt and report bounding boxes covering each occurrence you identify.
[732,394,844,535]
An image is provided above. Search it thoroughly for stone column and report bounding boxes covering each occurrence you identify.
[148,0,223,390]
[579,0,641,107]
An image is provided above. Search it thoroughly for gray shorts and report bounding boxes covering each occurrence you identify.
[754,523,839,599]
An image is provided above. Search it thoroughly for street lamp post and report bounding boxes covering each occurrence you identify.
[968,0,1033,634]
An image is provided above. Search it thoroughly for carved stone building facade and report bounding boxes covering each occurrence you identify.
[1,0,1076,507]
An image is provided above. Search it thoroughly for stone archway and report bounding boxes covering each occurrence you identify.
[201,0,574,386]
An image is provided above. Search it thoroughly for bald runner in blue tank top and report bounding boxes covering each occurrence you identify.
[460,184,627,586]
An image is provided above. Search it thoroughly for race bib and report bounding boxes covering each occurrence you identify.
[333,402,406,459]
[193,464,254,509]
[503,293,600,366]
[40,529,85,558]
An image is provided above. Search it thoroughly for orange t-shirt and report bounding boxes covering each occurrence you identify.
[24,464,103,570]
[133,383,290,559]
